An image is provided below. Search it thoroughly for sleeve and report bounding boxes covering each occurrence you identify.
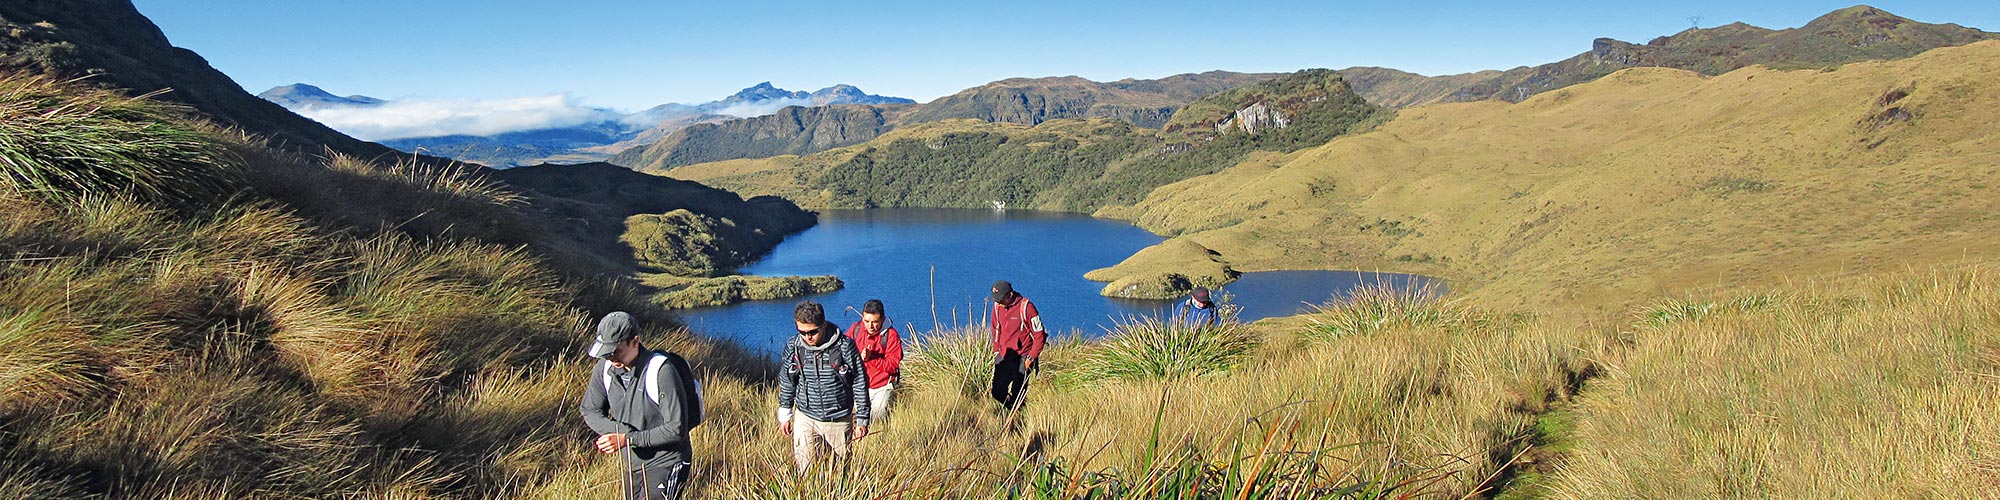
[580,361,633,435]
[627,357,687,449]
[1023,301,1047,359]
[989,304,1004,354]
[883,327,904,380]
[776,341,797,423]
[847,338,872,426]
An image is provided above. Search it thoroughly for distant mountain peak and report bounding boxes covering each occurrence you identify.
[723,82,809,103]
[1804,4,1910,30]
[256,83,383,110]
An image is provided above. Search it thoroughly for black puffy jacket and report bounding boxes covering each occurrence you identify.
[777,323,871,425]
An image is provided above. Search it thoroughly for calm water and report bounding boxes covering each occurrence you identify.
[674,208,1437,354]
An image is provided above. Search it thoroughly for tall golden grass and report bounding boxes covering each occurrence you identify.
[1544,265,2000,497]
[0,71,762,499]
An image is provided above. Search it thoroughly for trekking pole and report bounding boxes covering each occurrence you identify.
[620,447,631,500]
[1000,363,1035,432]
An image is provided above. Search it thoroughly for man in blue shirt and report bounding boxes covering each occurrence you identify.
[1175,286,1220,328]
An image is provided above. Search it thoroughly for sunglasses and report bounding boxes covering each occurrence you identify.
[797,326,821,336]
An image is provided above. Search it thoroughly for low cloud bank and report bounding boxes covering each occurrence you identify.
[298,94,618,141]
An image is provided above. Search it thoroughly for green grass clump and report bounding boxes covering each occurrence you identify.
[1071,315,1259,382]
[0,72,240,208]
[642,273,844,309]
[902,323,998,399]
[1301,284,1457,344]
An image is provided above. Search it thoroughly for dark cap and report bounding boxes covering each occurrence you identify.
[1191,286,1211,303]
[991,280,1014,304]
[587,311,637,359]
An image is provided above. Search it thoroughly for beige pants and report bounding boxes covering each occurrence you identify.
[868,383,895,427]
[791,414,850,473]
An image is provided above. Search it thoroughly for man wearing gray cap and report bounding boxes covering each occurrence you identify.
[580,311,695,499]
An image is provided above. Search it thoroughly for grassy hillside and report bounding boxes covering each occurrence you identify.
[1538,265,2000,497]
[0,71,769,499]
[1097,41,2000,313]
[1343,6,1999,108]
[660,69,1383,217]
[5,48,1996,500]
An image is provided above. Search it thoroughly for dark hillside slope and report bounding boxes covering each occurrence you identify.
[611,104,906,170]
[0,0,417,161]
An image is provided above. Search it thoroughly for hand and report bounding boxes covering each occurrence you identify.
[1022,357,1036,373]
[780,419,793,436]
[852,425,869,441]
[593,433,628,454]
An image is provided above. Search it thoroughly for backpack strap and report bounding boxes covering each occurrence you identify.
[643,352,669,405]
[599,355,670,405]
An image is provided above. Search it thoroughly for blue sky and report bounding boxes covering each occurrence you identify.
[133,1,1996,111]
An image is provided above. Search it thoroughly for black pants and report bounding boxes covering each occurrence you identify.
[624,461,689,500]
[991,352,1030,409]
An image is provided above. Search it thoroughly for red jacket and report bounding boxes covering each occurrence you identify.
[845,320,902,389]
[990,296,1046,359]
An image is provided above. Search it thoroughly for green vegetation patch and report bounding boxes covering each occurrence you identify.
[642,273,843,309]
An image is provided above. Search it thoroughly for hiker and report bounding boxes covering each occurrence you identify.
[777,300,871,474]
[845,299,903,426]
[988,280,1046,410]
[1175,286,1220,328]
[580,312,698,500]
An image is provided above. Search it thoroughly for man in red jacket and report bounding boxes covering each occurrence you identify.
[845,299,903,426]
[988,280,1045,410]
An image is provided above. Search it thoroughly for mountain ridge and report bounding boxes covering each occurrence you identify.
[263,81,914,167]
[613,71,1285,170]
[1341,4,2000,107]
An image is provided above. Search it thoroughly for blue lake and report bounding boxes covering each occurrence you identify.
[674,208,1438,354]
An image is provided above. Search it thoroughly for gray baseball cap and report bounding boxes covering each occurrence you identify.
[587,311,637,358]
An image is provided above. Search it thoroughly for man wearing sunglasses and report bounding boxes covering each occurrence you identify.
[776,301,871,473]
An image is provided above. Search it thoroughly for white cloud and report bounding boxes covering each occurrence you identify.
[710,97,812,118]
[297,94,620,141]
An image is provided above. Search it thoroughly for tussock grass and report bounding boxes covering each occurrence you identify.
[1544,265,2000,497]
[1302,284,1460,343]
[0,72,240,209]
[1070,315,1260,382]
